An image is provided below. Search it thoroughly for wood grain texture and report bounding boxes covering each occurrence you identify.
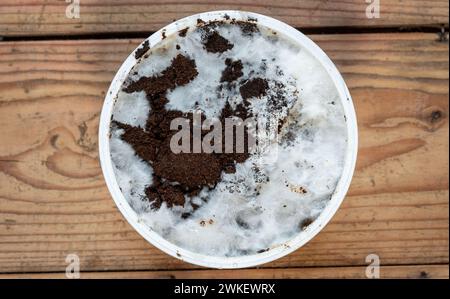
[0,0,448,37]
[0,33,448,274]
[0,265,448,279]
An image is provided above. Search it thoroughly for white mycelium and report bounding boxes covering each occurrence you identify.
[110,21,348,256]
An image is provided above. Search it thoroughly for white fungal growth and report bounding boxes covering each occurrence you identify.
[110,21,348,257]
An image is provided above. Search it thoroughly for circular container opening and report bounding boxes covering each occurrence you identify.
[99,10,358,269]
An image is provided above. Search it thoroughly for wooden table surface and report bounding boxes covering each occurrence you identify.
[0,1,448,279]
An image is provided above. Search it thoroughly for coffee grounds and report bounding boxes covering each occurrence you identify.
[115,54,252,210]
[220,59,243,83]
[299,218,314,231]
[123,54,198,95]
[146,182,185,208]
[178,27,189,37]
[232,20,259,36]
[239,78,269,100]
[135,40,149,59]
[256,248,269,253]
[197,18,259,37]
[267,81,291,111]
[203,31,234,53]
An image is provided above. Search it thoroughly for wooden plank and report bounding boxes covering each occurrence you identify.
[0,1,448,37]
[0,33,448,273]
[0,265,448,279]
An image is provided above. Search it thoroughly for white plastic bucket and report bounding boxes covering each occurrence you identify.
[99,10,358,269]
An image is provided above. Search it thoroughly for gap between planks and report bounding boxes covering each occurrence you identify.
[1,25,449,42]
[0,264,448,279]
